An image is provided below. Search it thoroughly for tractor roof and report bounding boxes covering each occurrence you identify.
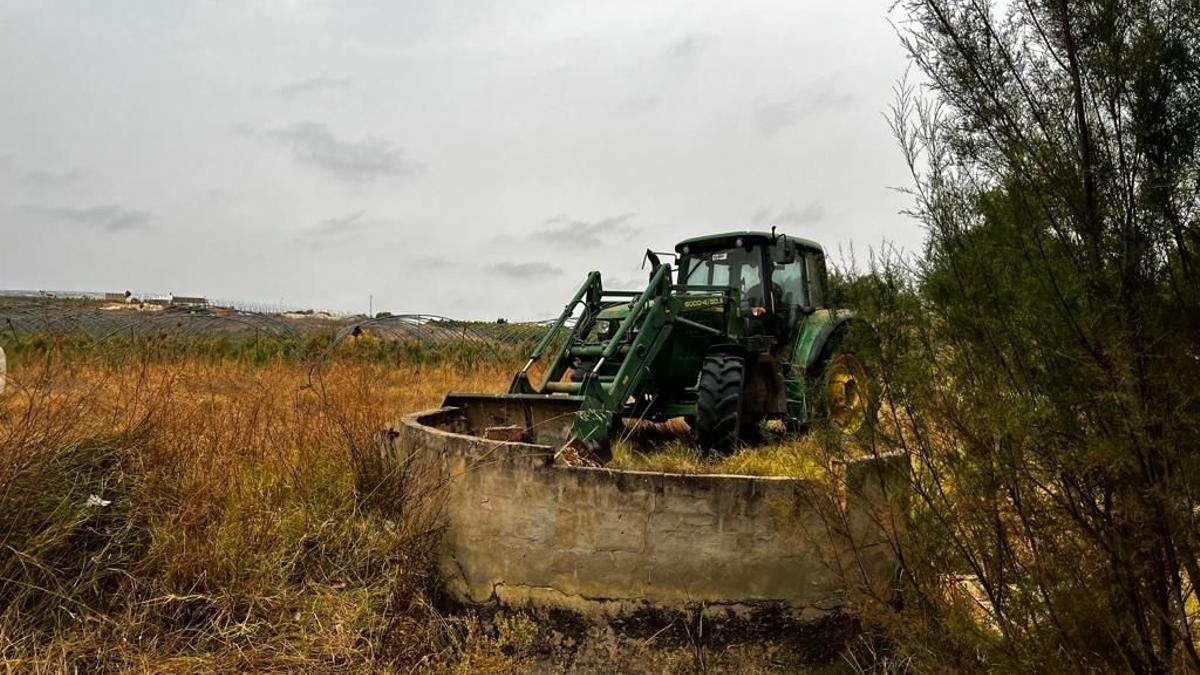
[673,231,824,255]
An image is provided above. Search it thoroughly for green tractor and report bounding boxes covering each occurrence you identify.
[459,230,873,462]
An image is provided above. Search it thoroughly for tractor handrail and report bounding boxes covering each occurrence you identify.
[596,264,669,365]
[519,271,599,375]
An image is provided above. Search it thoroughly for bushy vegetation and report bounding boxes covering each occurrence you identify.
[841,1,1200,671]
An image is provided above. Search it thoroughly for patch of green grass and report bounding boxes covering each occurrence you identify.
[3,330,532,370]
[609,420,830,479]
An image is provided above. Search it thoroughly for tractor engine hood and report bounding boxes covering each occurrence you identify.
[595,303,633,321]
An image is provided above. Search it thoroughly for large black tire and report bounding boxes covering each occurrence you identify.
[695,353,746,457]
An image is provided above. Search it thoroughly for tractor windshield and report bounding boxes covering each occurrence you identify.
[681,247,767,304]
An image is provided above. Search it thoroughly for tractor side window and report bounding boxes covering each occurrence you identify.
[771,258,806,308]
[739,265,760,297]
[806,252,827,307]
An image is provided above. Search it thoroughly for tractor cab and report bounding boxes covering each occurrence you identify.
[674,231,828,343]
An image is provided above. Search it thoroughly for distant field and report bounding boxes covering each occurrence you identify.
[0,296,552,346]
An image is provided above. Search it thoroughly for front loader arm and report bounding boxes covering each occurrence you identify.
[571,293,676,446]
[509,271,601,394]
[569,264,675,447]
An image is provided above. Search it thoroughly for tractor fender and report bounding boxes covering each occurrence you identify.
[793,309,857,377]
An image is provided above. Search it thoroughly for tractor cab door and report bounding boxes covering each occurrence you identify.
[769,241,810,344]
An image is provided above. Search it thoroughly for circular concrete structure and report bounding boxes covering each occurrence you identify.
[389,394,903,622]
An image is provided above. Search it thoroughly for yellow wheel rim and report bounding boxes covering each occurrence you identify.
[827,353,869,434]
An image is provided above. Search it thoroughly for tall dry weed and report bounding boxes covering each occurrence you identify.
[0,349,516,672]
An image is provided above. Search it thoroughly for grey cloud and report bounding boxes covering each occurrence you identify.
[534,212,637,248]
[24,168,82,188]
[491,261,562,279]
[276,75,352,97]
[26,203,152,232]
[752,201,825,227]
[618,35,714,114]
[0,158,82,188]
[307,209,366,237]
[668,33,716,68]
[270,122,424,182]
[754,83,854,136]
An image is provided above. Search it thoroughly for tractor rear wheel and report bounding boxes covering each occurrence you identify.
[695,353,746,456]
[824,352,872,434]
[811,332,877,437]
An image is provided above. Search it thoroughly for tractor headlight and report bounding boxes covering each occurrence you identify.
[596,320,613,337]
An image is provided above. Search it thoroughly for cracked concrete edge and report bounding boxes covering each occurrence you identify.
[439,544,857,613]
[486,580,839,624]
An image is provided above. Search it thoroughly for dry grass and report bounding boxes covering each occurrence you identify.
[610,420,830,479]
[0,347,844,672]
[0,352,521,673]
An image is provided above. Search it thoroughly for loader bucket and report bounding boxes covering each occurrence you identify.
[440,393,584,448]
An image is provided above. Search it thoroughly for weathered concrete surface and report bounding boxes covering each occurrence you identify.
[390,398,906,621]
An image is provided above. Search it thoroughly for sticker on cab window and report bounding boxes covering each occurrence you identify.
[713,252,728,261]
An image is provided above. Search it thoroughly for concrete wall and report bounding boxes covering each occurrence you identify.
[391,401,905,621]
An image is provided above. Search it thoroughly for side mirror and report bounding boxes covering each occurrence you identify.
[772,245,796,265]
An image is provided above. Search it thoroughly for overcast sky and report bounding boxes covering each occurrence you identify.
[0,0,920,320]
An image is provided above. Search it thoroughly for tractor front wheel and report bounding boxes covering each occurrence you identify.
[695,353,746,457]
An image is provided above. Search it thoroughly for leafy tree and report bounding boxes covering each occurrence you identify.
[869,0,1200,670]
